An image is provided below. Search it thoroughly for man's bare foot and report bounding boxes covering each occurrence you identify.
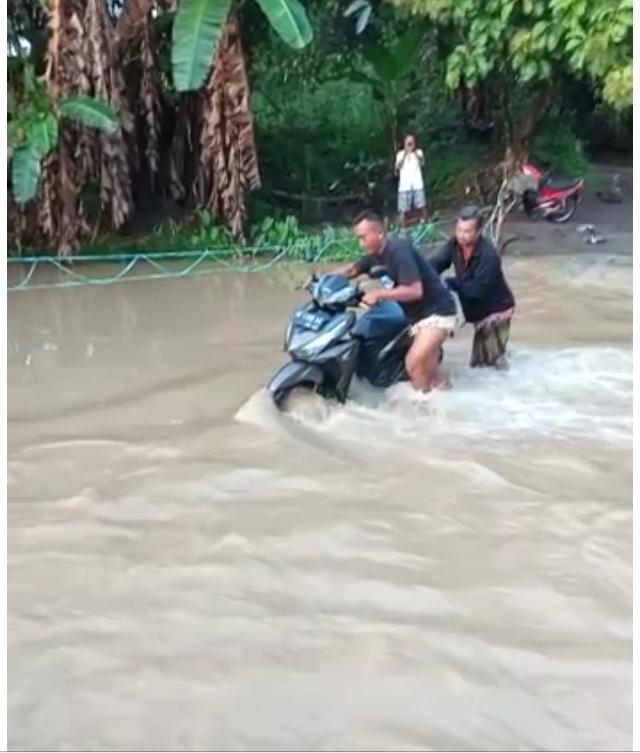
[494,356,509,371]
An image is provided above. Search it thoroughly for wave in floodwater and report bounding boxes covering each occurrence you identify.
[9,261,633,751]
[236,345,632,448]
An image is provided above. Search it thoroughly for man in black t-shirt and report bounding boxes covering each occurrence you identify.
[336,210,461,392]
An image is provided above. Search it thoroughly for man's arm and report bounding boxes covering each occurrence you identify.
[417,149,425,166]
[333,254,372,279]
[394,150,405,174]
[427,240,453,275]
[365,280,423,306]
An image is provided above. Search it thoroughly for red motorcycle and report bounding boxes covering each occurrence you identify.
[516,162,584,223]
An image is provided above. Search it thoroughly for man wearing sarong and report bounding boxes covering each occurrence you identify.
[430,206,515,370]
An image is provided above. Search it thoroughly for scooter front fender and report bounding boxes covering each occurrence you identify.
[266,361,324,408]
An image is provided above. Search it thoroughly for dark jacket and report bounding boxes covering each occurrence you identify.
[429,235,515,323]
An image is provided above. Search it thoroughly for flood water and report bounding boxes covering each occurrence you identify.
[8,253,632,751]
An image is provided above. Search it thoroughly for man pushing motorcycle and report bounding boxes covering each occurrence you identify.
[430,206,515,370]
[335,210,461,392]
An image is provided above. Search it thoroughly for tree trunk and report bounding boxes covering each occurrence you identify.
[10,1,267,252]
[505,86,554,162]
[198,14,260,242]
[36,0,136,254]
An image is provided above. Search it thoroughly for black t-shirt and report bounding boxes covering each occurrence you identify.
[355,236,456,323]
[429,235,515,323]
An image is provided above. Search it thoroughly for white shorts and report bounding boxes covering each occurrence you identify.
[410,293,465,337]
[398,188,426,213]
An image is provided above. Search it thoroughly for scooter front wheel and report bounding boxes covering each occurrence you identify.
[273,384,315,411]
[276,385,335,422]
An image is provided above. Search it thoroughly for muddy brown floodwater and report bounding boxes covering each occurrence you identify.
[8,251,632,751]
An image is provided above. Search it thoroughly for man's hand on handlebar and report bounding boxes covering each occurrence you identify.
[361,288,387,307]
[297,273,316,291]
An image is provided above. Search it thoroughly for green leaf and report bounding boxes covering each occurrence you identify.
[540,60,552,77]
[253,0,313,49]
[532,21,547,38]
[11,146,42,204]
[390,25,424,78]
[59,96,119,132]
[445,65,461,90]
[343,0,368,17]
[26,112,58,157]
[362,45,396,83]
[520,61,538,81]
[476,55,492,77]
[546,27,561,50]
[171,0,232,92]
[565,35,583,50]
[355,4,372,34]
[8,121,24,148]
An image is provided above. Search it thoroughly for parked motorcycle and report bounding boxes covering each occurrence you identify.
[509,161,584,223]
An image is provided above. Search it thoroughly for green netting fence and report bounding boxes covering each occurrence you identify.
[8,220,450,293]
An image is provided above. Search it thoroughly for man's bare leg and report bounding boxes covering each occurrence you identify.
[405,326,449,392]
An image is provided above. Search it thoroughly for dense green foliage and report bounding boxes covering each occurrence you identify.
[7,0,632,253]
[8,63,119,203]
[391,0,632,150]
[172,0,313,91]
[246,0,630,219]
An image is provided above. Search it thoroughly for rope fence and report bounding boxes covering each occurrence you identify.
[7,218,457,293]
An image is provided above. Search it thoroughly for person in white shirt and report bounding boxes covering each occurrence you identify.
[395,134,427,228]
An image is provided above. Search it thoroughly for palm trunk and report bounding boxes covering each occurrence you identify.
[199,14,260,242]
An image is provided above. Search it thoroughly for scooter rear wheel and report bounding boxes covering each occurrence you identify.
[548,195,578,223]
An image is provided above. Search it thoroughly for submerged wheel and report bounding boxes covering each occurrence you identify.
[273,384,316,412]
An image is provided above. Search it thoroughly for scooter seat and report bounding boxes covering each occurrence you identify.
[541,177,582,191]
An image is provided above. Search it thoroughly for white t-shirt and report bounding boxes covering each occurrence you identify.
[396,149,424,191]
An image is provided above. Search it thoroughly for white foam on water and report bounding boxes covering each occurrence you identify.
[235,386,336,430]
[555,256,633,293]
[234,387,360,464]
[237,345,632,449]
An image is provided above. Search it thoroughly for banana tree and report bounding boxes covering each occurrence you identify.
[9,64,119,204]
[171,0,313,92]
[169,0,313,240]
[349,26,425,160]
